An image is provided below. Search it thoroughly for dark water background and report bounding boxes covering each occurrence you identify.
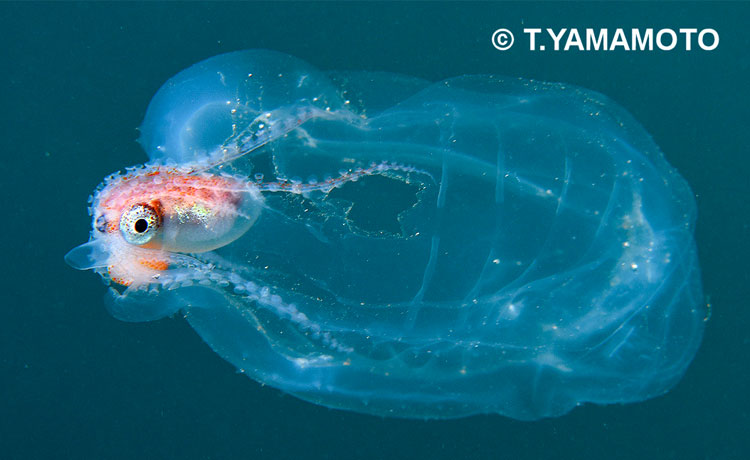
[2,2,747,459]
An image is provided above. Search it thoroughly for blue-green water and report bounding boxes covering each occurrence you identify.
[2,2,747,459]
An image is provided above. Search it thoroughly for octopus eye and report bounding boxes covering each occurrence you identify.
[95,215,108,233]
[119,203,161,245]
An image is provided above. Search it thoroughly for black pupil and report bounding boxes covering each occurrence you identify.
[134,218,149,233]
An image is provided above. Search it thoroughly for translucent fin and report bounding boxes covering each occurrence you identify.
[64,239,110,270]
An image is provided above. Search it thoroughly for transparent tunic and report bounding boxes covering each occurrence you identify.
[66,50,704,420]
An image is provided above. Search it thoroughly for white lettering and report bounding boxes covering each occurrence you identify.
[586,29,607,50]
[699,28,719,50]
[565,29,584,51]
[547,28,567,51]
[523,28,718,52]
[524,28,542,50]
[632,29,653,51]
[680,28,698,51]
[610,29,630,50]
[656,29,677,50]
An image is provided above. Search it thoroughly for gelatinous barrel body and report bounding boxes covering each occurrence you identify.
[71,50,704,420]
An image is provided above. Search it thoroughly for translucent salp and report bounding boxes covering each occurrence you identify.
[74,50,705,420]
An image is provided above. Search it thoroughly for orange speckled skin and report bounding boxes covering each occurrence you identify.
[89,165,252,286]
[96,166,246,240]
